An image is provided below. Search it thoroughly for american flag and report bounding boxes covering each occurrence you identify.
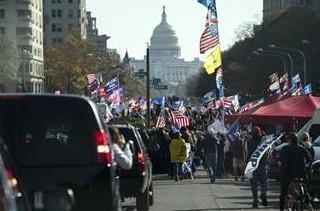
[200,15,219,54]
[223,98,233,109]
[155,116,166,128]
[171,111,190,128]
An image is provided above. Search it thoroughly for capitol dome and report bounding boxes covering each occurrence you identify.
[150,6,181,59]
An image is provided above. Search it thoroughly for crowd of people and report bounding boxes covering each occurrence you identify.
[94,95,319,210]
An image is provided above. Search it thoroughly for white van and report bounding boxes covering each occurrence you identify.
[299,108,320,160]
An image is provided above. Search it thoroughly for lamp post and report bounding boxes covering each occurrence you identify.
[252,50,287,76]
[21,49,27,92]
[257,48,294,80]
[269,44,307,85]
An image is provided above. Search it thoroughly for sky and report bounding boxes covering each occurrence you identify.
[87,0,263,60]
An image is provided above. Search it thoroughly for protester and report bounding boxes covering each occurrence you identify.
[199,129,218,183]
[279,132,313,211]
[230,132,246,181]
[169,130,187,181]
[109,127,133,170]
[216,132,226,178]
[246,126,268,208]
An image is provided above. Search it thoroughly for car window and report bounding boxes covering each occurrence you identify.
[0,97,96,167]
[117,127,141,151]
[313,136,320,146]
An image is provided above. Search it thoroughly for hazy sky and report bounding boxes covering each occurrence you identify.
[87,0,262,60]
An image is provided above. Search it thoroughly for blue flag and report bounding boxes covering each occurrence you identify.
[226,118,240,143]
[153,97,165,108]
[197,0,217,17]
[303,83,312,95]
[291,73,301,85]
[104,77,119,94]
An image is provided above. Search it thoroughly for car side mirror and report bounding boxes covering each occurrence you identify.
[33,187,75,211]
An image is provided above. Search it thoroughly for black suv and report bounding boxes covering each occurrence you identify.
[107,124,153,211]
[0,94,121,211]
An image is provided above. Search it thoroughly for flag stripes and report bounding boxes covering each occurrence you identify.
[155,116,166,128]
[171,111,190,128]
[200,26,219,54]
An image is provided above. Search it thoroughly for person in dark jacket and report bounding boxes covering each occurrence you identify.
[279,132,313,211]
[247,126,268,208]
[216,133,226,178]
[199,129,218,183]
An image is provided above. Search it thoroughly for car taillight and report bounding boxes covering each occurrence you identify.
[137,151,145,173]
[94,130,112,167]
[5,169,18,190]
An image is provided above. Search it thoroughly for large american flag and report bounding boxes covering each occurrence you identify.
[200,27,219,54]
[171,111,190,128]
[200,15,219,54]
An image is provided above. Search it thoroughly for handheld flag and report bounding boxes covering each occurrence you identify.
[216,67,223,90]
[303,83,312,95]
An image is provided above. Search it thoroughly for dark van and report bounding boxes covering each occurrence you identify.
[0,94,121,211]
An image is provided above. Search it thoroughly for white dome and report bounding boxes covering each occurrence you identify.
[150,6,181,58]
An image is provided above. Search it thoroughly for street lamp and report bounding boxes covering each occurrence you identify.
[252,50,287,76]
[257,48,294,80]
[302,39,320,47]
[269,44,307,85]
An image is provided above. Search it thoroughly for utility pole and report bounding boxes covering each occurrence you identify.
[146,45,151,128]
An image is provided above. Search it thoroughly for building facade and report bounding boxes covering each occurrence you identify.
[43,0,86,45]
[86,11,110,52]
[131,7,201,97]
[263,0,320,21]
[0,0,44,93]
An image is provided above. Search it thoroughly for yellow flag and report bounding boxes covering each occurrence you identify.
[203,44,221,74]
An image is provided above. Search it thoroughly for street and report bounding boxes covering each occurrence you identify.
[122,169,281,211]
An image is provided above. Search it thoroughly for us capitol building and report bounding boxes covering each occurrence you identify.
[129,7,201,97]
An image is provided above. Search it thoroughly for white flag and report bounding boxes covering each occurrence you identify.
[244,134,283,178]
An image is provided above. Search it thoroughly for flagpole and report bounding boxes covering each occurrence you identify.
[146,45,151,128]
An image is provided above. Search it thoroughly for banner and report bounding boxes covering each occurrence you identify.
[104,77,119,94]
[244,134,283,178]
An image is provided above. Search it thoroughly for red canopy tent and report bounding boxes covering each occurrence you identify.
[225,94,284,125]
[250,95,320,125]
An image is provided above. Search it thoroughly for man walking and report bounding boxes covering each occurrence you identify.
[247,126,268,208]
[199,129,218,183]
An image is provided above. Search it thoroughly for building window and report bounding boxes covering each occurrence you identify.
[0,27,4,35]
[52,24,56,32]
[0,9,4,19]
[51,9,56,17]
[68,24,73,30]
[57,9,62,17]
[68,9,73,18]
[68,0,73,3]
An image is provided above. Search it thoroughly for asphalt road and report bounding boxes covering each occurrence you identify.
[122,169,283,211]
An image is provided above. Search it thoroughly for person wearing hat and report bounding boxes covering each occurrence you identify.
[169,130,187,181]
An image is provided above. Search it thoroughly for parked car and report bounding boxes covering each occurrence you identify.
[107,124,153,211]
[0,136,31,211]
[0,94,121,211]
[310,160,320,200]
